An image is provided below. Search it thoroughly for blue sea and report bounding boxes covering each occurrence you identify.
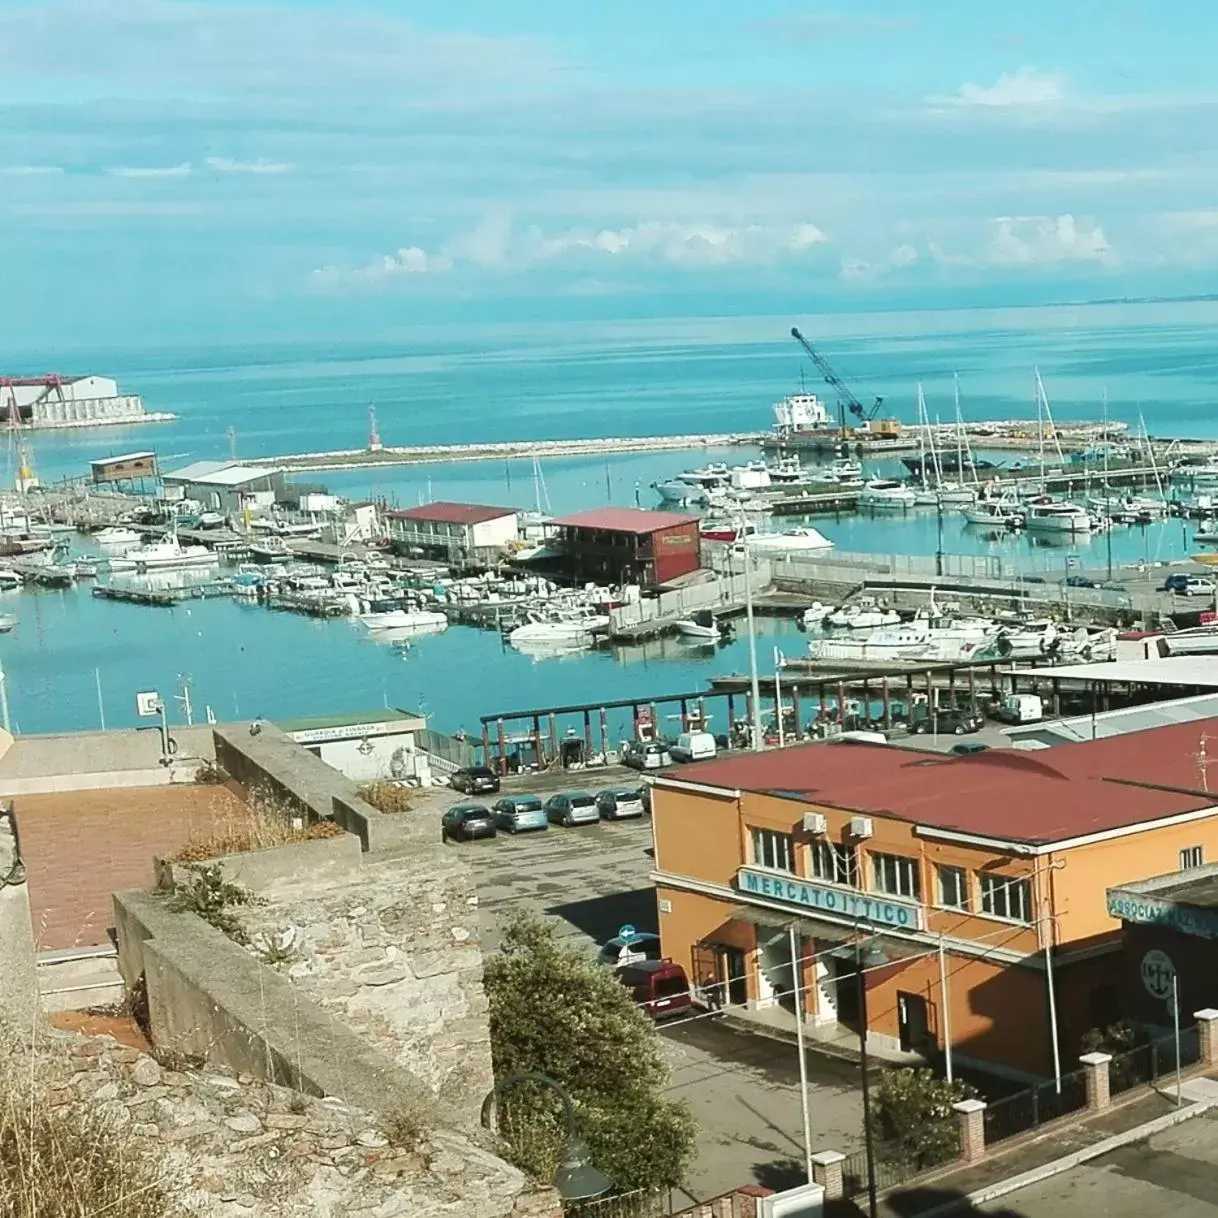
[10,299,1218,737]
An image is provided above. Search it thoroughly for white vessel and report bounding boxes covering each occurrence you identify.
[1024,501,1094,534]
[509,608,610,646]
[963,497,1024,527]
[935,483,978,505]
[858,479,917,509]
[773,391,830,434]
[801,602,832,627]
[810,605,999,664]
[0,614,16,633]
[94,526,142,548]
[107,536,219,572]
[359,607,449,632]
[654,479,709,505]
[0,569,22,591]
[746,527,834,555]
[826,598,901,629]
[675,609,732,641]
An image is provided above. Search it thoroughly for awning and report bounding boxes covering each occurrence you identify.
[724,905,927,961]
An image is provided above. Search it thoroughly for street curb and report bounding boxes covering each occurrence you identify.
[918,1098,1216,1216]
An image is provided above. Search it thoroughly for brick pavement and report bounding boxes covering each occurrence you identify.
[14,784,245,949]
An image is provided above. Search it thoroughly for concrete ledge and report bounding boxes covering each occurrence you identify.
[114,887,438,1121]
[153,831,363,896]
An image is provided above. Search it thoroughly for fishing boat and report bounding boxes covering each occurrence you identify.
[94,526,142,548]
[0,614,16,634]
[107,535,220,572]
[857,480,917,510]
[1024,501,1095,535]
[699,519,757,543]
[746,526,834,555]
[825,598,901,629]
[963,498,1024,528]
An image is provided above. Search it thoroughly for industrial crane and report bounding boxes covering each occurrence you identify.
[790,327,885,427]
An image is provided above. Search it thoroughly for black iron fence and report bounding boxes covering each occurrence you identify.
[840,1145,950,1201]
[566,1190,667,1218]
[1110,1028,1200,1096]
[983,1068,1088,1147]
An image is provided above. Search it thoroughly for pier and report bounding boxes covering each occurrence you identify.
[92,581,233,607]
[262,433,762,473]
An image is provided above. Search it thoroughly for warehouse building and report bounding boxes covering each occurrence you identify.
[162,460,284,516]
[651,721,1218,1082]
[0,374,149,426]
[550,507,701,588]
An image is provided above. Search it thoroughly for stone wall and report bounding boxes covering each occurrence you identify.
[0,810,36,1028]
[26,1028,560,1218]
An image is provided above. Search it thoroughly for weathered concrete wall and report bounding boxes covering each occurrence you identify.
[213,723,415,854]
[0,812,37,1028]
[115,887,438,1119]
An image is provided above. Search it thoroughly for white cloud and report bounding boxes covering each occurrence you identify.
[204,157,291,175]
[315,217,829,285]
[838,243,920,281]
[932,214,1112,268]
[108,163,193,178]
[0,165,64,176]
[941,67,1065,109]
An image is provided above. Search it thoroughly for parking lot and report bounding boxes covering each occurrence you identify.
[445,789,866,1205]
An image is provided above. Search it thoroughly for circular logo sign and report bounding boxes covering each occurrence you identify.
[1141,949,1176,1002]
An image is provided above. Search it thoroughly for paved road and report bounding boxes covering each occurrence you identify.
[981,1110,1218,1218]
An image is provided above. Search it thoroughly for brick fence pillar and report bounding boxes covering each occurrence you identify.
[810,1150,846,1201]
[710,1198,733,1218]
[953,1098,987,1163]
[732,1185,773,1218]
[1079,1052,1113,1111]
[1195,1009,1218,1066]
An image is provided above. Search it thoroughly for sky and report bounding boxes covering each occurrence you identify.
[4,1,1218,348]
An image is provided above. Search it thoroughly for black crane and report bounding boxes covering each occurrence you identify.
[790,327,884,427]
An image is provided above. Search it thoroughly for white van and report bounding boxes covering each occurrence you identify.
[996,694,1043,724]
[671,731,717,763]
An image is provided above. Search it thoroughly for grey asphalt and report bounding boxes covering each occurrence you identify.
[979,1110,1218,1218]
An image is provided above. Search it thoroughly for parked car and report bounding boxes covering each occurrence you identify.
[620,740,672,770]
[1060,574,1095,589]
[490,794,548,834]
[911,707,983,736]
[613,959,692,1020]
[670,730,717,763]
[950,741,990,756]
[440,803,497,842]
[1163,574,1218,597]
[597,931,663,967]
[449,765,500,795]
[595,786,646,820]
[544,791,601,827]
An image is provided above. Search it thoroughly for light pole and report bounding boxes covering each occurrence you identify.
[854,934,888,1218]
[480,1073,611,1203]
[741,530,763,751]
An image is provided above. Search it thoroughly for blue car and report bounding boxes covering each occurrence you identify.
[491,795,548,834]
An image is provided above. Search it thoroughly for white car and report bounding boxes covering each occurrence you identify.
[1179,577,1217,597]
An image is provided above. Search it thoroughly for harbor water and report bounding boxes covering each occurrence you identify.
[11,298,1218,736]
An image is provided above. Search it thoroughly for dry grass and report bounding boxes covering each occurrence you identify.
[169,797,344,863]
[358,780,413,814]
[0,1036,179,1217]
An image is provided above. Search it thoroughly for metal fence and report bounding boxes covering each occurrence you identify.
[565,1189,667,1217]
[415,726,478,769]
[839,1147,935,1200]
[608,561,773,630]
[983,1069,1088,1148]
[1110,1028,1200,1096]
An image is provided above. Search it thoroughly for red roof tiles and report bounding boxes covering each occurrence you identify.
[386,502,516,526]
[553,507,699,534]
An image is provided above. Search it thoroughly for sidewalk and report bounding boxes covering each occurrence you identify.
[826,1072,1218,1217]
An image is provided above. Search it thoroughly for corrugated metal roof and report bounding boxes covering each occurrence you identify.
[89,452,155,465]
[163,460,235,482]
[164,461,275,486]
[1045,657,1218,686]
[386,502,517,525]
[553,507,699,534]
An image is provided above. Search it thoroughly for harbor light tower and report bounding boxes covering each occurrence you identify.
[368,404,383,453]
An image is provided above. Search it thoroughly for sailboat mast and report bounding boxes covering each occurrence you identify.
[954,372,964,478]
[916,384,928,490]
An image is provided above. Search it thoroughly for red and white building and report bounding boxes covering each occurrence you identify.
[550,507,702,588]
[384,502,520,560]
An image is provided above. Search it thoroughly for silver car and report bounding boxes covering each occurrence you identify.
[595,787,645,820]
[544,791,601,827]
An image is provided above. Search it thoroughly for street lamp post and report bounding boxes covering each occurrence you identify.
[480,1073,611,1203]
[855,936,887,1218]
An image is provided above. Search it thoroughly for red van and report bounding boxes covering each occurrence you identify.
[616,959,692,1020]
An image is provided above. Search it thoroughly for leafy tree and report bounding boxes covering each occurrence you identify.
[483,910,696,1194]
[872,1067,976,1169]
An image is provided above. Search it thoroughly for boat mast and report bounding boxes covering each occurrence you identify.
[954,373,964,482]
[916,384,929,490]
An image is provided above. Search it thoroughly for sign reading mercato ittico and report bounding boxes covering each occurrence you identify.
[737,867,924,931]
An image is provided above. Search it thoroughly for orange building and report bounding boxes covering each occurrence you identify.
[651,724,1218,1083]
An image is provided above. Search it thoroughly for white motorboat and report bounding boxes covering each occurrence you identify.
[107,537,220,572]
[858,480,917,509]
[1160,625,1218,657]
[685,462,731,489]
[935,482,978,505]
[729,460,772,491]
[801,601,832,627]
[654,479,709,505]
[0,614,16,634]
[675,609,732,641]
[1025,501,1094,534]
[826,598,901,629]
[1196,525,1218,544]
[359,607,449,632]
[0,569,22,591]
[993,619,1060,660]
[94,526,142,548]
[810,604,1000,664]
[1088,494,1166,523]
[509,608,610,646]
[963,498,1024,527]
[746,527,834,555]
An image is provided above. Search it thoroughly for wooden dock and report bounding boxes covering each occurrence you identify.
[92,581,233,607]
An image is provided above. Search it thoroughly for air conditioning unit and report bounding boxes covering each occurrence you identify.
[802,812,828,835]
[849,816,874,839]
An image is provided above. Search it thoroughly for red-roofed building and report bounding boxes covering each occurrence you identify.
[551,506,701,587]
[651,722,1218,1081]
[384,502,519,561]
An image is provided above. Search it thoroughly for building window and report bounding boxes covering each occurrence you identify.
[937,865,968,910]
[872,852,921,901]
[979,873,1033,924]
[812,841,857,887]
[751,828,794,873]
[1181,845,1204,870]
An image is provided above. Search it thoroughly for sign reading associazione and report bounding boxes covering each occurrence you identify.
[737,867,923,931]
